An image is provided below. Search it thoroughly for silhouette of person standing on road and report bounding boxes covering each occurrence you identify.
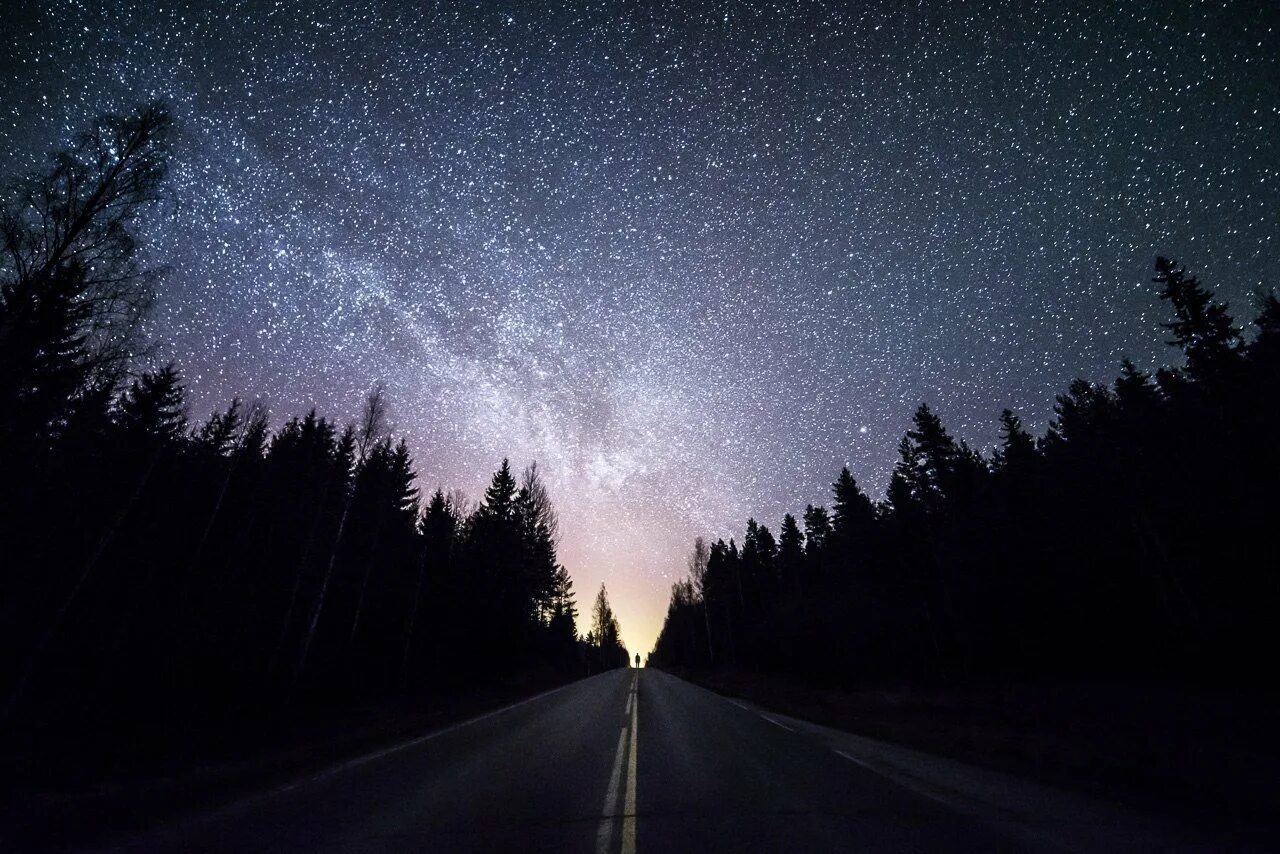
[634,653,640,668]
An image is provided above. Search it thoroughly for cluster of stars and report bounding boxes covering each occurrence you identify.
[1,0,1276,651]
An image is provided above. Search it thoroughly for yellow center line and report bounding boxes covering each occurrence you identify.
[622,681,638,854]
[597,671,640,854]
[596,729,627,854]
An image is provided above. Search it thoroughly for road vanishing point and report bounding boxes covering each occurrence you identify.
[104,669,1260,853]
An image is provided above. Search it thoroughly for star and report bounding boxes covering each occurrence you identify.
[1,0,1275,653]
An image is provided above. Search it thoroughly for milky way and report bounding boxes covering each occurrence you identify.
[2,1,1277,652]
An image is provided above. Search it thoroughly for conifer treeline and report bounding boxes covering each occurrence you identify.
[652,258,1280,686]
[0,103,628,744]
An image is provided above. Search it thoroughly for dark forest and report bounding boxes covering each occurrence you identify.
[651,255,1280,686]
[0,104,631,783]
[3,97,1279,851]
[4,0,1280,847]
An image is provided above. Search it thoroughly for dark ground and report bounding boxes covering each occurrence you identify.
[674,667,1280,837]
[0,669,583,852]
[6,668,1269,853]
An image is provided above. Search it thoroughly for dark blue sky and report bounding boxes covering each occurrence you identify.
[3,0,1276,649]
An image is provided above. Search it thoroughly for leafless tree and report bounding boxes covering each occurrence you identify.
[295,382,391,698]
[0,101,173,389]
[520,461,559,544]
[688,536,714,664]
[355,382,387,463]
[1,103,173,722]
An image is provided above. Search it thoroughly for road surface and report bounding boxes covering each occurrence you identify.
[100,668,1259,852]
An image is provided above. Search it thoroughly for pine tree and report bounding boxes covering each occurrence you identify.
[238,404,270,460]
[886,462,917,517]
[268,414,346,687]
[546,565,579,667]
[2,365,185,722]
[591,584,624,669]
[517,463,560,620]
[1046,380,1115,447]
[549,565,578,626]
[197,398,244,456]
[778,513,805,593]
[0,263,93,445]
[802,505,831,557]
[467,459,534,669]
[402,489,458,687]
[183,398,250,595]
[1255,288,1280,341]
[686,537,713,665]
[481,458,518,523]
[903,403,964,505]
[1154,256,1241,378]
[1114,360,1161,410]
[831,466,876,540]
[993,409,1036,471]
[115,364,187,444]
[348,438,419,649]
[0,103,172,389]
[1249,288,1280,370]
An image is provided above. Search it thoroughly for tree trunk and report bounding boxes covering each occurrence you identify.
[3,450,159,723]
[702,600,715,666]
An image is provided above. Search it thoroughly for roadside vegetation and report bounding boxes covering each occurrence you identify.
[649,245,1280,817]
[652,257,1279,685]
[0,103,629,794]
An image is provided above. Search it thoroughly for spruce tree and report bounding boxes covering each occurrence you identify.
[777,513,805,592]
[591,584,624,669]
[1249,288,1280,370]
[0,103,172,393]
[831,466,876,538]
[197,398,244,456]
[0,263,93,445]
[903,403,970,504]
[802,504,832,557]
[1154,256,1241,378]
[1114,360,1161,410]
[115,364,187,444]
[993,409,1036,470]
[481,458,518,522]
[1046,380,1115,446]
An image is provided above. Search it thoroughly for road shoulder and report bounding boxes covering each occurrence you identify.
[659,669,1277,853]
[1,673,596,852]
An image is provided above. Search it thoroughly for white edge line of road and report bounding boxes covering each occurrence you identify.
[596,721,629,854]
[312,675,598,782]
[710,678,965,810]
[832,749,958,808]
[621,676,639,854]
[758,713,795,732]
[598,670,640,854]
[120,673,613,845]
[652,671,1266,854]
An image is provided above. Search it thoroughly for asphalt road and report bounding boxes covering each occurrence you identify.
[101,668,1261,853]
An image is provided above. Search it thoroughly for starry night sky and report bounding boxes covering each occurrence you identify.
[2,1,1277,653]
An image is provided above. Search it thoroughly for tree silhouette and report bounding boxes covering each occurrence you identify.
[590,584,627,670]
[652,255,1280,697]
[1154,256,1241,379]
[481,458,518,523]
[115,364,187,443]
[0,263,93,447]
[831,467,876,543]
[1,105,592,780]
[992,409,1036,471]
[777,513,805,594]
[0,102,172,390]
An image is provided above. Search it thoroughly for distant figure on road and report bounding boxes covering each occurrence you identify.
[635,653,641,668]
